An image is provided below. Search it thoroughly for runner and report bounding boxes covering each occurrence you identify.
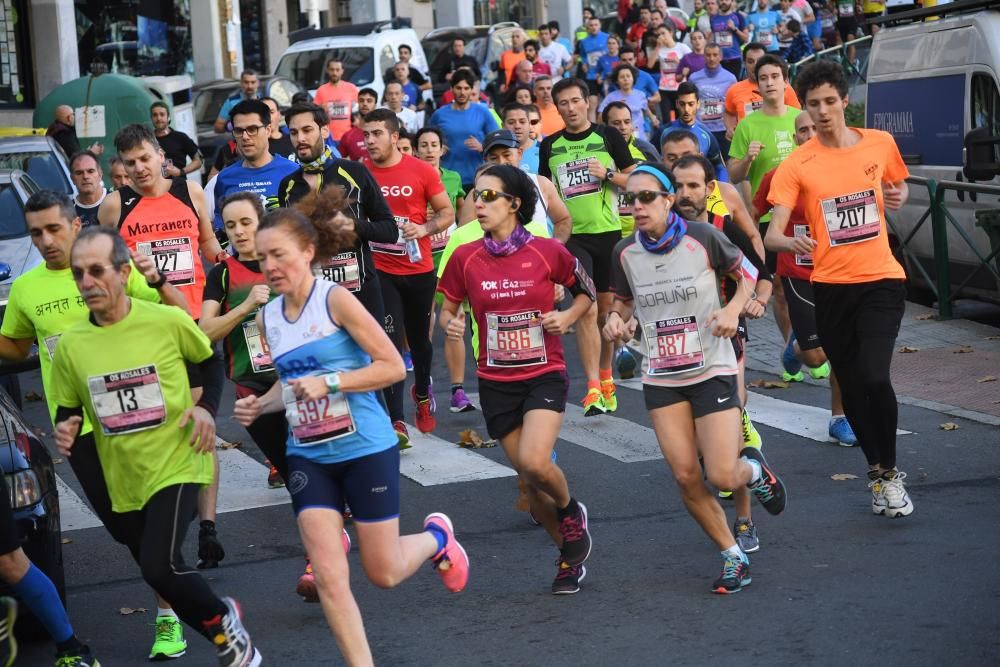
[313,57,360,142]
[766,61,912,516]
[575,15,611,121]
[363,109,455,438]
[501,103,540,173]
[753,110,856,444]
[51,226,261,667]
[604,162,787,593]
[723,44,801,141]
[69,150,107,228]
[689,43,738,157]
[657,82,729,182]
[429,70,499,190]
[232,202,468,664]
[539,77,638,416]
[108,156,131,190]
[711,0,750,76]
[438,163,594,594]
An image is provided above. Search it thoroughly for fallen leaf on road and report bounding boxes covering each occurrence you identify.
[985,335,1000,341]
[217,440,241,450]
[61,538,72,544]
[748,379,789,389]
[898,346,920,353]
[954,346,974,354]
[977,376,997,383]
[914,313,934,320]
[830,473,858,481]
[23,391,43,402]
[940,422,960,431]
[119,607,147,616]
[458,428,496,449]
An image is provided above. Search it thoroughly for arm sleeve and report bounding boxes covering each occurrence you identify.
[436,250,468,304]
[201,262,228,304]
[706,132,729,182]
[354,164,401,243]
[610,239,634,300]
[194,348,225,417]
[604,125,637,171]
[560,249,598,302]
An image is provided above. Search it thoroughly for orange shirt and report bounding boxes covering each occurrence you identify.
[724,79,800,122]
[314,80,359,141]
[500,50,527,85]
[768,128,909,285]
[538,102,565,137]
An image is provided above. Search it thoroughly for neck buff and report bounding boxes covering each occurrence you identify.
[484,222,533,257]
[631,164,687,254]
[300,146,333,174]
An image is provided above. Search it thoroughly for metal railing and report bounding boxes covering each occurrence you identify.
[888,176,1000,318]
[788,35,873,84]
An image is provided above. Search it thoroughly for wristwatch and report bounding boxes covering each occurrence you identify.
[604,168,615,182]
[324,372,341,393]
[147,272,167,289]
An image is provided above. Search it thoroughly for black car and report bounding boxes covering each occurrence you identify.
[421,23,522,103]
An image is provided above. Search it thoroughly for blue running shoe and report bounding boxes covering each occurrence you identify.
[402,350,414,372]
[615,346,638,379]
[781,336,804,382]
[828,416,858,447]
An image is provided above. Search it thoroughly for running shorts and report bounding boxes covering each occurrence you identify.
[782,276,822,351]
[837,17,860,41]
[286,446,400,522]
[586,79,602,97]
[643,374,739,418]
[567,230,621,293]
[478,370,569,440]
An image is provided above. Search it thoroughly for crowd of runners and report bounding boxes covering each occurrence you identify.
[0,5,916,665]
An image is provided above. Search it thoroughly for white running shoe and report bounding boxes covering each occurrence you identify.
[881,471,914,518]
[869,477,888,515]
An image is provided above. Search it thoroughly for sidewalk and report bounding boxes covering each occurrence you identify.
[743,299,1000,426]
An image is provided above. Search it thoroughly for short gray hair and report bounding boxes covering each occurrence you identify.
[74,226,131,268]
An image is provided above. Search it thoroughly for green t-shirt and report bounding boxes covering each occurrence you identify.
[729,106,799,218]
[440,167,464,212]
[49,299,214,512]
[0,262,162,435]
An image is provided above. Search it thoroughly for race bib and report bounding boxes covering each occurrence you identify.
[431,223,456,253]
[759,31,774,46]
[838,0,855,16]
[486,310,547,368]
[370,216,408,256]
[282,382,356,445]
[44,334,61,361]
[588,50,604,67]
[659,72,679,91]
[617,190,633,218]
[821,15,835,29]
[136,237,195,286]
[716,32,734,48]
[242,320,274,373]
[327,102,350,121]
[317,252,361,292]
[557,159,601,199]
[701,99,724,121]
[821,189,880,246]
[88,365,167,435]
[743,99,764,116]
[644,316,705,375]
[793,224,814,266]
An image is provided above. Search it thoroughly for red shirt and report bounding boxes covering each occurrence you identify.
[437,237,581,381]
[338,127,368,161]
[754,167,812,281]
[362,153,444,275]
[626,22,648,46]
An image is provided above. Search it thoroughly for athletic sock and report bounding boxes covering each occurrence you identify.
[157,606,178,619]
[450,383,463,396]
[556,497,579,520]
[12,563,74,644]
[425,524,448,554]
[744,458,762,484]
[586,380,601,392]
[599,368,613,382]
[721,545,745,562]
[867,466,881,481]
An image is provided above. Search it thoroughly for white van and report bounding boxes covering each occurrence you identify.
[275,20,430,104]
[866,2,1000,302]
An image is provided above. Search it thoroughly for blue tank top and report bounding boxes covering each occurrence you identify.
[262,278,396,463]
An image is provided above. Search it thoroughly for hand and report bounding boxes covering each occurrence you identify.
[707,308,739,338]
[445,311,466,339]
[165,164,183,177]
[54,416,82,457]
[464,136,483,152]
[747,141,765,160]
[743,299,766,319]
[726,126,735,141]
[243,284,271,312]
[727,19,736,29]
[553,284,565,303]
[289,375,329,401]
[233,394,261,427]
[129,249,160,283]
[602,311,628,343]
[401,221,430,240]
[649,114,660,128]
[625,315,638,340]
[88,142,105,156]
[587,159,607,180]
[790,235,817,256]
[179,406,216,453]
[883,182,904,210]
[540,309,573,335]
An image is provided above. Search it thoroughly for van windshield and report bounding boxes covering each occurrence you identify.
[276,47,375,91]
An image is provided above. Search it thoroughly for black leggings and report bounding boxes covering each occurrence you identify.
[377,269,436,422]
[814,280,905,470]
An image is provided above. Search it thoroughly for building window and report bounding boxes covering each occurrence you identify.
[76,0,193,77]
[0,0,33,108]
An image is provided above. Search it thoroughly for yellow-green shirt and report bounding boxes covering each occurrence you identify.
[49,299,213,512]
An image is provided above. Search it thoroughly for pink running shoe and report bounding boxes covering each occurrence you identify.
[423,513,469,593]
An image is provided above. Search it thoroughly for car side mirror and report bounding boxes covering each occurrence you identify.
[0,263,10,282]
[964,126,1000,181]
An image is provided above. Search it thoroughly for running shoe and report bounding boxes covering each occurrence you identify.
[733,518,760,553]
[149,615,187,661]
[411,382,437,434]
[449,388,476,413]
[869,477,889,515]
[718,490,733,499]
[54,645,100,667]
[201,597,261,667]
[296,560,319,603]
[424,513,469,593]
[742,447,787,515]
[0,597,16,667]
[402,350,413,372]
[582,388,607,416]
[551,560,587,595]
[781,335,804,383]
[558,501,592,567]
[600,379,618,413]
[809,361,831,380]
[828,416,857,447]
[880,470,914,518]
[197,520,225,569]
[741,409,762,450]
[615,346,638,379]
[266,461,284,489]
[393,420,411,450]
[712,552,751,594]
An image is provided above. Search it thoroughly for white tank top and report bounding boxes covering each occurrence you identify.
[526,173,551,233]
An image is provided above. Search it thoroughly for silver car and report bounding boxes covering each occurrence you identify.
[0,136,76,198]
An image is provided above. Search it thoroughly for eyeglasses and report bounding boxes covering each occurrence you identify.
[472,189,516,203]
[71,263,119,282]
[622,190,672,205]
[232,125,265,138]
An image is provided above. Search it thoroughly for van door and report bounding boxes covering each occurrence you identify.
[967,70,1000,296]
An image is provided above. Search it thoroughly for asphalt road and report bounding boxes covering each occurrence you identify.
[14,330,1000,666]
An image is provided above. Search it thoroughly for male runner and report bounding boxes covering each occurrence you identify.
[766,61,912,516]
[69,151,107,228]
[723,44,800,141]
[539,78,637,416]
[312,57,359,142]
[501,103,540,173]
[657,82,730,182]
[214,69,260,134]
[151,101,203,178]
[689,43,738,157]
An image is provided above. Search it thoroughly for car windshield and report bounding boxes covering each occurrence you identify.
[0,151,71,194]
[0,184,27,239]
[425,35,488,81]
[275,47,375,91]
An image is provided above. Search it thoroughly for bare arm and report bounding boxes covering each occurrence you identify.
[724,111,738,140]
[184,155,204,174]
[187,181,225,262]
[213,117,228,134]
[763,204,814,256]
[97,189,122,228]
[129,250,191,315]
[457,193,477,227]
[0,335,32,362]
[539,175,572,243]
[420,190,457,236]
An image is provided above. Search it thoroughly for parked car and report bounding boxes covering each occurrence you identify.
[193,75,304,170]
[421,22,521,103]
[275,19,430,105]
[0,136,76,197]
[0,379,63,640]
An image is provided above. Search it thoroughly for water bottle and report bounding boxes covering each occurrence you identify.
[405,238,423,263]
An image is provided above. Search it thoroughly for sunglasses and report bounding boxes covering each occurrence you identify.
[472,189,516,203]
[621,190,673,205]
[71,263,119,282]
[529,119,541,125]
